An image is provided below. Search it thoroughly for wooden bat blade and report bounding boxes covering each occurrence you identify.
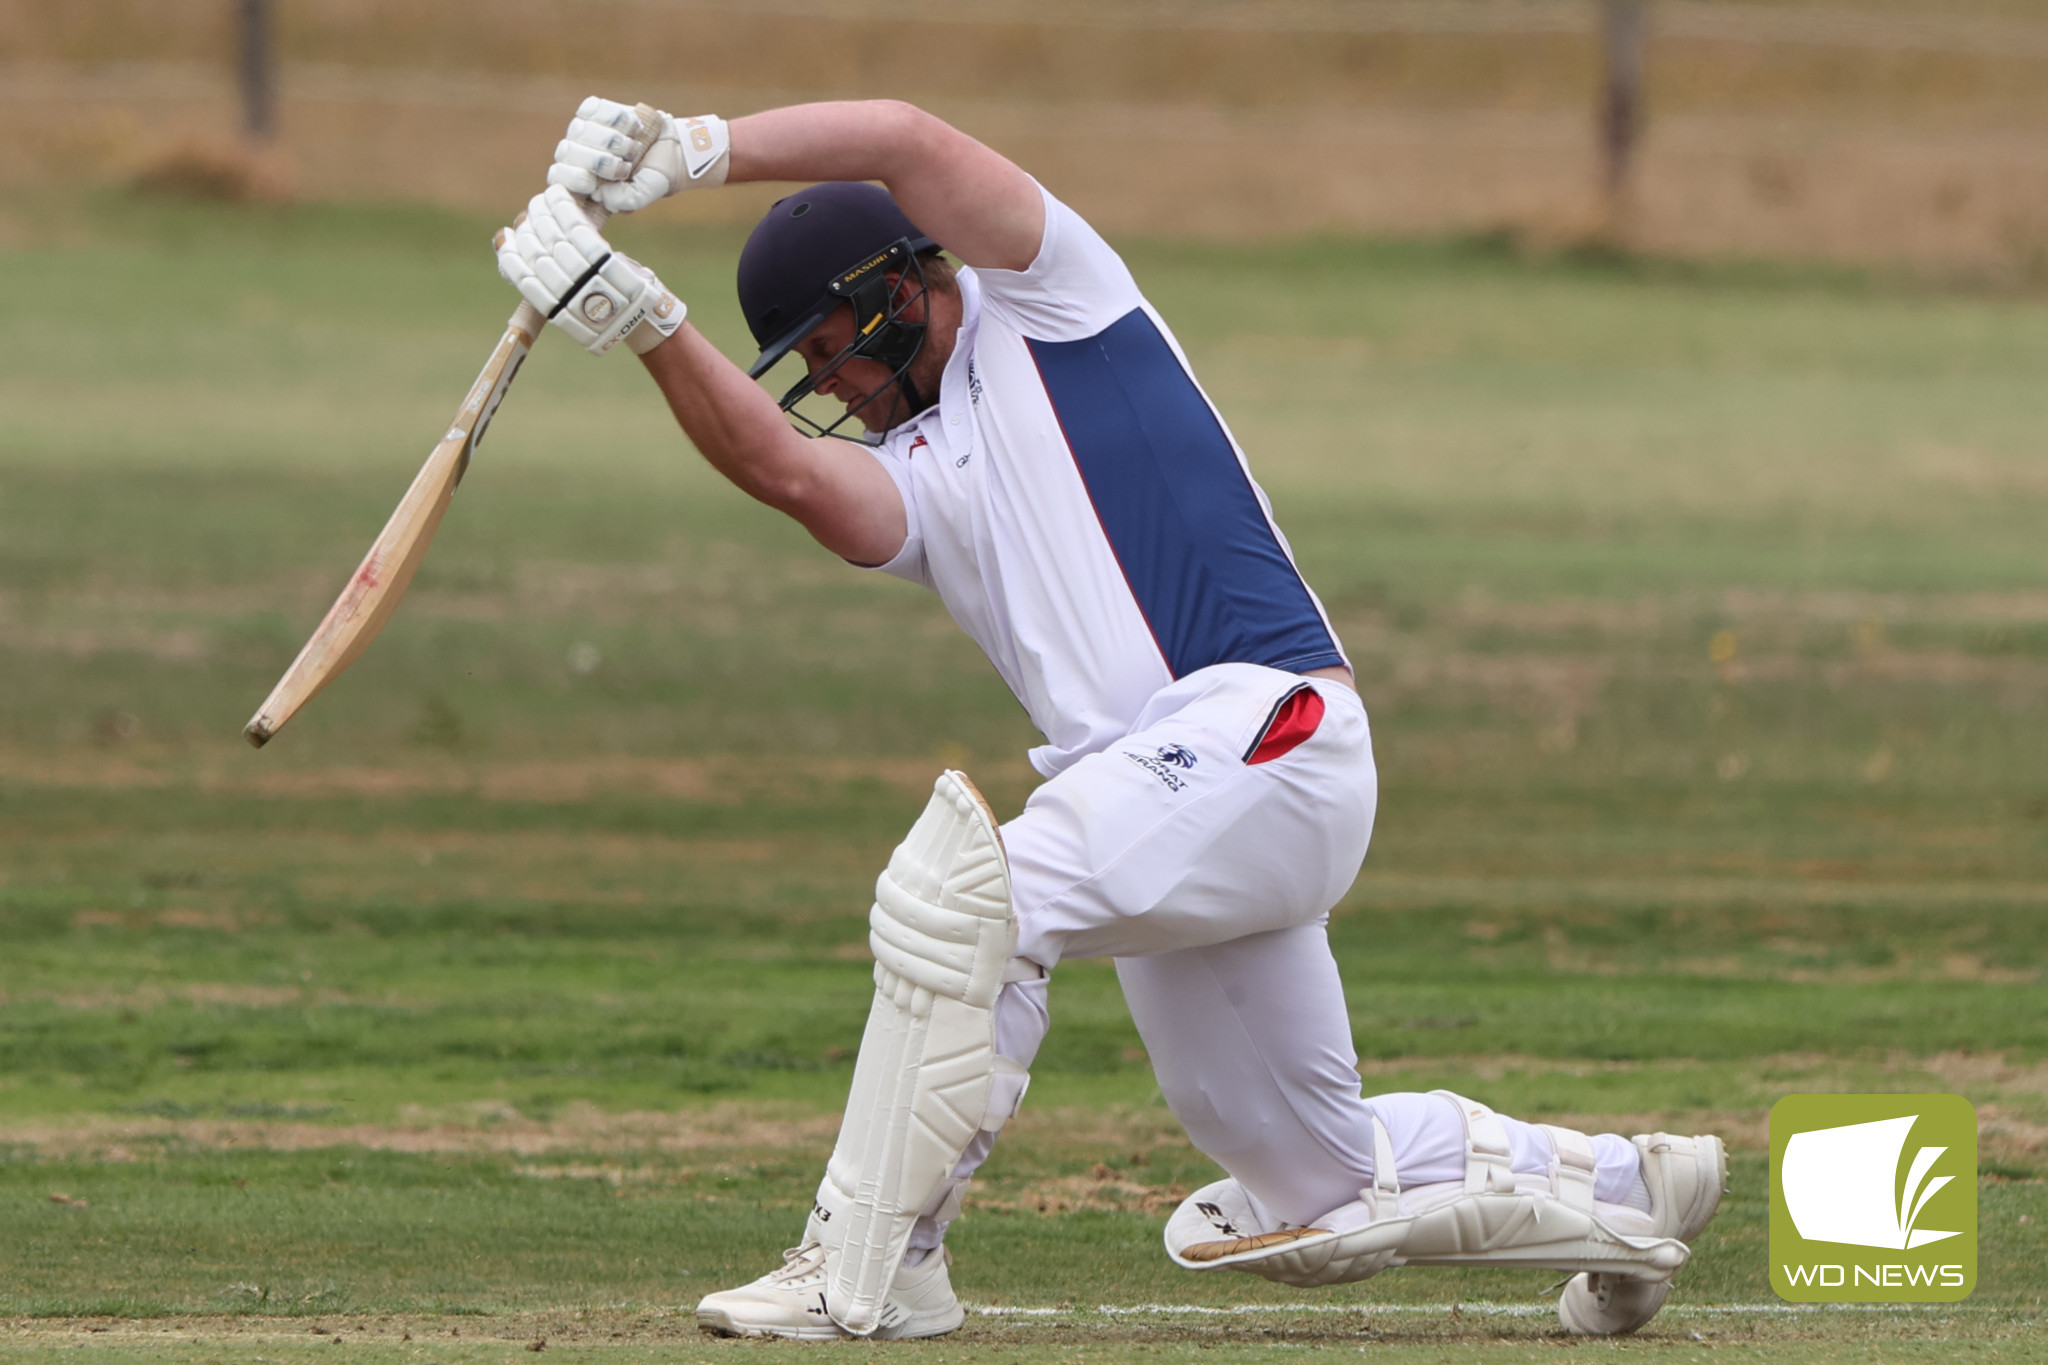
[245,113,652,752]
[243,304,541,747]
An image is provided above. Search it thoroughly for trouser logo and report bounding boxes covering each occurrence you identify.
[1769,1094,1976,1302]
[1124,744,1197,791]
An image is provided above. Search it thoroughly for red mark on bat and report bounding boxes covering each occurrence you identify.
[356,568,380,587]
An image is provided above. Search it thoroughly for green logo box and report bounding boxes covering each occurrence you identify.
[1769,1094,1976,1302]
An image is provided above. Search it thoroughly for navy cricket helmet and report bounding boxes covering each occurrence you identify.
[737,182,940,436]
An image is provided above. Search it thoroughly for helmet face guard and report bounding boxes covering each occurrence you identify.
[747,239,932,441]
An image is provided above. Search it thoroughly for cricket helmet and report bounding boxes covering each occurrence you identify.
[737,182,940,435]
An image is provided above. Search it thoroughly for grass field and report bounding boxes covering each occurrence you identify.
[1,191,2045,1360]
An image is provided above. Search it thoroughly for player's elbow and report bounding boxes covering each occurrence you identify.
[863,100,951,163]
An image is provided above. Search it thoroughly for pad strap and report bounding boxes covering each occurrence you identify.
[921,1175,970,1227]
[1431,1089,1519,1196]
[1538,1123,1600,1213]
[984,1056,1031,1133]
[1370,1114,1400,1197]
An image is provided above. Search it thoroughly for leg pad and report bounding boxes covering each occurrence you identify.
[814,771,1019,1335]
[1164,1092,1689,1289]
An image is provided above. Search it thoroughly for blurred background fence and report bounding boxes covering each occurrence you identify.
[4,0,2048,272]
[7,0,2048,268]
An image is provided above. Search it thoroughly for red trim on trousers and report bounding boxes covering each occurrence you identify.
[1244,686,1325,765]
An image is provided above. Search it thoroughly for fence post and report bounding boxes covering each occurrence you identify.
[1599,0,1646,232]
[239,0,276,140]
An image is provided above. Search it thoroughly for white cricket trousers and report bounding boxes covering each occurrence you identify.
[913,662,1640,1251]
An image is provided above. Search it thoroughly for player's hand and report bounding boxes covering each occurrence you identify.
[494,185,686,355]
[546,96,730,214]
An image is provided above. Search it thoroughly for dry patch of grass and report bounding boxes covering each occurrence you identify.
[0,1072,1978,1166]
[0,621,207,662]
[1,1101,839,1162]
[0,750,1036,805]
[39,983,311,1010]
[1360,871,2048,912]
[0,1313,709,1350]
[13,1072,2013,1166]
[63,909,263,934]
[3,1101,1224,1178]
[976,1168,1188,1217]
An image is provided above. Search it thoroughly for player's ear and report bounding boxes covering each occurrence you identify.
[889,268,927,321]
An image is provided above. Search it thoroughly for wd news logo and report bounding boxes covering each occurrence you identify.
[1769,1095,1976,1302]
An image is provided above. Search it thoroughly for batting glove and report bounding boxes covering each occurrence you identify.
[494,185,686,356]
[547,96,730,214]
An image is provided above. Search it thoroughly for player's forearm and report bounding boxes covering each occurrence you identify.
[639,329,909,565]
[727,101,1042,271]
[640,325,808,503]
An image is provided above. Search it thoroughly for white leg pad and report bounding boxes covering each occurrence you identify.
[809,771,1019,1336]
[1165,1092,1689,1289]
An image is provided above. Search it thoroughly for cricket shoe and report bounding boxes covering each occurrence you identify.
[695,1241,964,1341]
[1558,1132,1727,1336]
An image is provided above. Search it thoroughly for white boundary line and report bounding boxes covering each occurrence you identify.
[972,1301,1938,1319]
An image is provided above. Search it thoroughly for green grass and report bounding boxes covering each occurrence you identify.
[1,192,2045,1359]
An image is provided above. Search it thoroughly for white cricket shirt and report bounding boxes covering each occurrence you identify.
[864,186,1347,778]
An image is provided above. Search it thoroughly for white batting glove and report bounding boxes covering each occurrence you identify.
[546,96,730,215]
[494,185,686,355]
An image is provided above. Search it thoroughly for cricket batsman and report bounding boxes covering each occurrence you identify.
[493,97,1725,1340]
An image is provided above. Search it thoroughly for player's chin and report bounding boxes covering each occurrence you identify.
[845,392,898,435]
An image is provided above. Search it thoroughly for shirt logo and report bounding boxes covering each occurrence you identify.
[967,357,983,406]
[1123,744,1197,791]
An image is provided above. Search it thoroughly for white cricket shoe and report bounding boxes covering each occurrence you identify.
[696,1242,964,1341]
[1558,1132,1727,1336]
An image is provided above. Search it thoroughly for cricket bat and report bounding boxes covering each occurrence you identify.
[244,108,655,748]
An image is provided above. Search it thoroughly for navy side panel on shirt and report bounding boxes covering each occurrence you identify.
[1026,308,1346,679]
